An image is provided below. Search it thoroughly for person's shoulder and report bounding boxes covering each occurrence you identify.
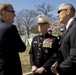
[52,35,57,38]
[1,22,15,29]
[3,23,16,28]
[0,22,17,31]
[32,35,39,41]
[8,24,16,28]
[52,35,59,40]
[6,24,17,30]
[33,35,39,39]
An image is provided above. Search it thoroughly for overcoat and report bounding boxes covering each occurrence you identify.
[57,18,76,75]
[0,20,26,75]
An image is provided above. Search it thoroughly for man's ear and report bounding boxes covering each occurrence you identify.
[67,9,70,15]
[1,11,6,16]
[3,11,9,18]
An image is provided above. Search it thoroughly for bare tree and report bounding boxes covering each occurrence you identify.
[15,9,38,38]
[15,2,62,38]
[35,2,53,15]
[15,12,25,35]
[35,2,57,22]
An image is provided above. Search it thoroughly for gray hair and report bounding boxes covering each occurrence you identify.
[59,3,75,13]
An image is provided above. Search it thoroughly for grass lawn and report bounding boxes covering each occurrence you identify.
[19,45,31,73]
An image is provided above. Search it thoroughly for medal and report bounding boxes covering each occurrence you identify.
[43,38,53,48]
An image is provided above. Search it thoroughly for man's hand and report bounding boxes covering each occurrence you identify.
[32,65,37,73]
[51,61,58,74]
[36,67,45,74]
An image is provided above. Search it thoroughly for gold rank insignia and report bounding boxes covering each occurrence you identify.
[45,49,48,53]
[43,38,53,48]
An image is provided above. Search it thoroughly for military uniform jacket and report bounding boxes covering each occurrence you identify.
[29,33,59,73]
[0,20,26,75]
[57,18,76,75]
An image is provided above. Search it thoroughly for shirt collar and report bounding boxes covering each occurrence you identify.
[66,16,76,29]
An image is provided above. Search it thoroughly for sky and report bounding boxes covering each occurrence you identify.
[0,0,76,17]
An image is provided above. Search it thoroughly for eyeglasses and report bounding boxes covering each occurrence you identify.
[5,10,15,13]
[58,9,67,14]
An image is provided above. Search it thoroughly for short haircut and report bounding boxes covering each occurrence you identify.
[0,3,12,12]
[59,3,75,13]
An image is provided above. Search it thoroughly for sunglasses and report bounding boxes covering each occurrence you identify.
[58,9,67,14]
[5,10,15,13]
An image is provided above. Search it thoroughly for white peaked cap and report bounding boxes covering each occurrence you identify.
[37,15,51,24]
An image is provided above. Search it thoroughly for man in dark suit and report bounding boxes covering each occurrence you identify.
[29,15,59,75]
[51,3,76,75]
[0,3,26,75]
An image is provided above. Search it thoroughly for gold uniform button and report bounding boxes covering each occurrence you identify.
[40,38,42,40]
[37,60,39,62]
[45,49,48,53]
[39,48,41,50]
[37,56,39,58]
[37,53,40,55]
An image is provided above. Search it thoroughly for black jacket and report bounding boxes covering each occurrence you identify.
[0,20,26,75]
[57,18,76,75]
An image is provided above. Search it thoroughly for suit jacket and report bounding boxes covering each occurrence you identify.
[0,20,26,75]
[57,18,76,75]
[29,33,59,75]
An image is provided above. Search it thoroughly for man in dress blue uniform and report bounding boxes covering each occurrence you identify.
[29,15,59,75]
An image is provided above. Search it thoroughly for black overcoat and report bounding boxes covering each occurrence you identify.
[0,20,26,75]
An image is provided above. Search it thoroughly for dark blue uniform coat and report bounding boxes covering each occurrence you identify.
[29,33,59,75]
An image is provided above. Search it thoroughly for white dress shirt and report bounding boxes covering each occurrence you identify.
[66,16,76,30]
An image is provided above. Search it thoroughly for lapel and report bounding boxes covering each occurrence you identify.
[60,18,76,44]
